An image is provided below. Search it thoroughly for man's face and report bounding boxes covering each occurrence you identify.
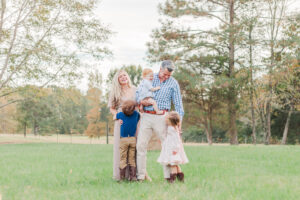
[159,68,172,81]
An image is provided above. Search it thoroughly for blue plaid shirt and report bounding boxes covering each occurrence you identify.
[136,73,184,117]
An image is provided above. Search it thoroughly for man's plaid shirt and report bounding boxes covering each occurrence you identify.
[136,73,184,118]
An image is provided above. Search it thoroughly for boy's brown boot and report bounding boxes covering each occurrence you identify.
[129,166,137,181]
[119,167,126,181]
[168,173,177,183]
[177,172,184,182]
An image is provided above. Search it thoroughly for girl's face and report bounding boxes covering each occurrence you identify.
[145,72,154,81]
[118,72,129,86]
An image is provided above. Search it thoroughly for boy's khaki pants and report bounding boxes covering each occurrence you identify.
[136,113,171,180]
[119,137,136,169]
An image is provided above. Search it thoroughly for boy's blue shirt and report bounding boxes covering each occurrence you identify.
[116,110,140,138]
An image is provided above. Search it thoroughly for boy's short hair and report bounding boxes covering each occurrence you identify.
[142,68,153,78]
[168,111,180,126]
[122,100,136,116]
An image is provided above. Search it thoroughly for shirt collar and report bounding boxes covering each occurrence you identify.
[154,73,170,83]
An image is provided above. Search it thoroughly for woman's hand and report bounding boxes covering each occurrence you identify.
[110,108,117,115]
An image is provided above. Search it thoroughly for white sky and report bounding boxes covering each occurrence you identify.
[97,0,164,74]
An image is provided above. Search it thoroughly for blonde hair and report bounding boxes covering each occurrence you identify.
[108,70,132,109]
[142,68,153,78]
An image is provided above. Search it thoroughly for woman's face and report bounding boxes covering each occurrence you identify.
[118,72,129,86]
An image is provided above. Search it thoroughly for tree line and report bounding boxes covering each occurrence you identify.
[0,0,299,144]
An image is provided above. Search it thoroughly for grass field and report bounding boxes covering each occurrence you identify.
[0,144,300,200]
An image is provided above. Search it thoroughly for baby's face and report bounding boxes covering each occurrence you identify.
[145,73,154,81]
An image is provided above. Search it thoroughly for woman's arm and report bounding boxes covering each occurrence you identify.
[110,107,118,120]
[110,107,117,115]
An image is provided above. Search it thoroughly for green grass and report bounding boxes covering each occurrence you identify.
[0,144,300,200]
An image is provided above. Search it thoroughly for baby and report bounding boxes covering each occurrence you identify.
[137,68,163,114]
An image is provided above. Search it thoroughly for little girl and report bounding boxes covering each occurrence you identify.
[157,111,189,183]
[137,68,163,114]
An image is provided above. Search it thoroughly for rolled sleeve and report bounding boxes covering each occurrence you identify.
[172,81,184,118]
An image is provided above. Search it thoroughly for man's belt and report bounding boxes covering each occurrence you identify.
[143,109,169,115]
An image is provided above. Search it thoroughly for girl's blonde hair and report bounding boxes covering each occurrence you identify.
[108,69,132,109]
[167,111,180,127]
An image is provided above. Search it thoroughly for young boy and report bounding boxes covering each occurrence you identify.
[116,100,140,181]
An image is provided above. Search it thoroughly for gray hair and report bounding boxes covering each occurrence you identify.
[161,60,175,72]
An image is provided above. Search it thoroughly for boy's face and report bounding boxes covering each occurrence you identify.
[145,72,154,81]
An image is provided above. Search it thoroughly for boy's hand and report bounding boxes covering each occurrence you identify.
[119,119,123,125]
[172,151,177,155]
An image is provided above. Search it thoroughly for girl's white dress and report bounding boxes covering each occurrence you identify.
[157,126,189,165]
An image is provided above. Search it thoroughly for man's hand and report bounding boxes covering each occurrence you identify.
[172,151,177,155]
[178,121,183,137]
[140,99,153,107]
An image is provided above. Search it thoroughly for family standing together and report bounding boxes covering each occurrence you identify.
[108,60,188,183]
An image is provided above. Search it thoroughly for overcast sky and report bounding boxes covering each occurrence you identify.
[96,0,163,74]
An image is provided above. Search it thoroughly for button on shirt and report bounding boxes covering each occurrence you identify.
[136,73,184,118]
[116,111,140,138]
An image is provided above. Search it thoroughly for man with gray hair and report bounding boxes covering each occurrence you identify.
[136,60,184,182]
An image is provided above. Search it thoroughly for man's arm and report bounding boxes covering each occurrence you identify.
[171,81,184,117]
[171,81,184,133]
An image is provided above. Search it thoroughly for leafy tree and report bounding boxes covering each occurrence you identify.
[0,0,111,107]
[276,13,300,144]
[0,89,18,133]
[85,70,105,137]
[259,0,291,144]
[85,87,103,137]
[15,86,52,136]
[16,85,89,136]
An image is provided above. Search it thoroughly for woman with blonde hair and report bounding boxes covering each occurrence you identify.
[108,69,136,181]
[108,69,151,181]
